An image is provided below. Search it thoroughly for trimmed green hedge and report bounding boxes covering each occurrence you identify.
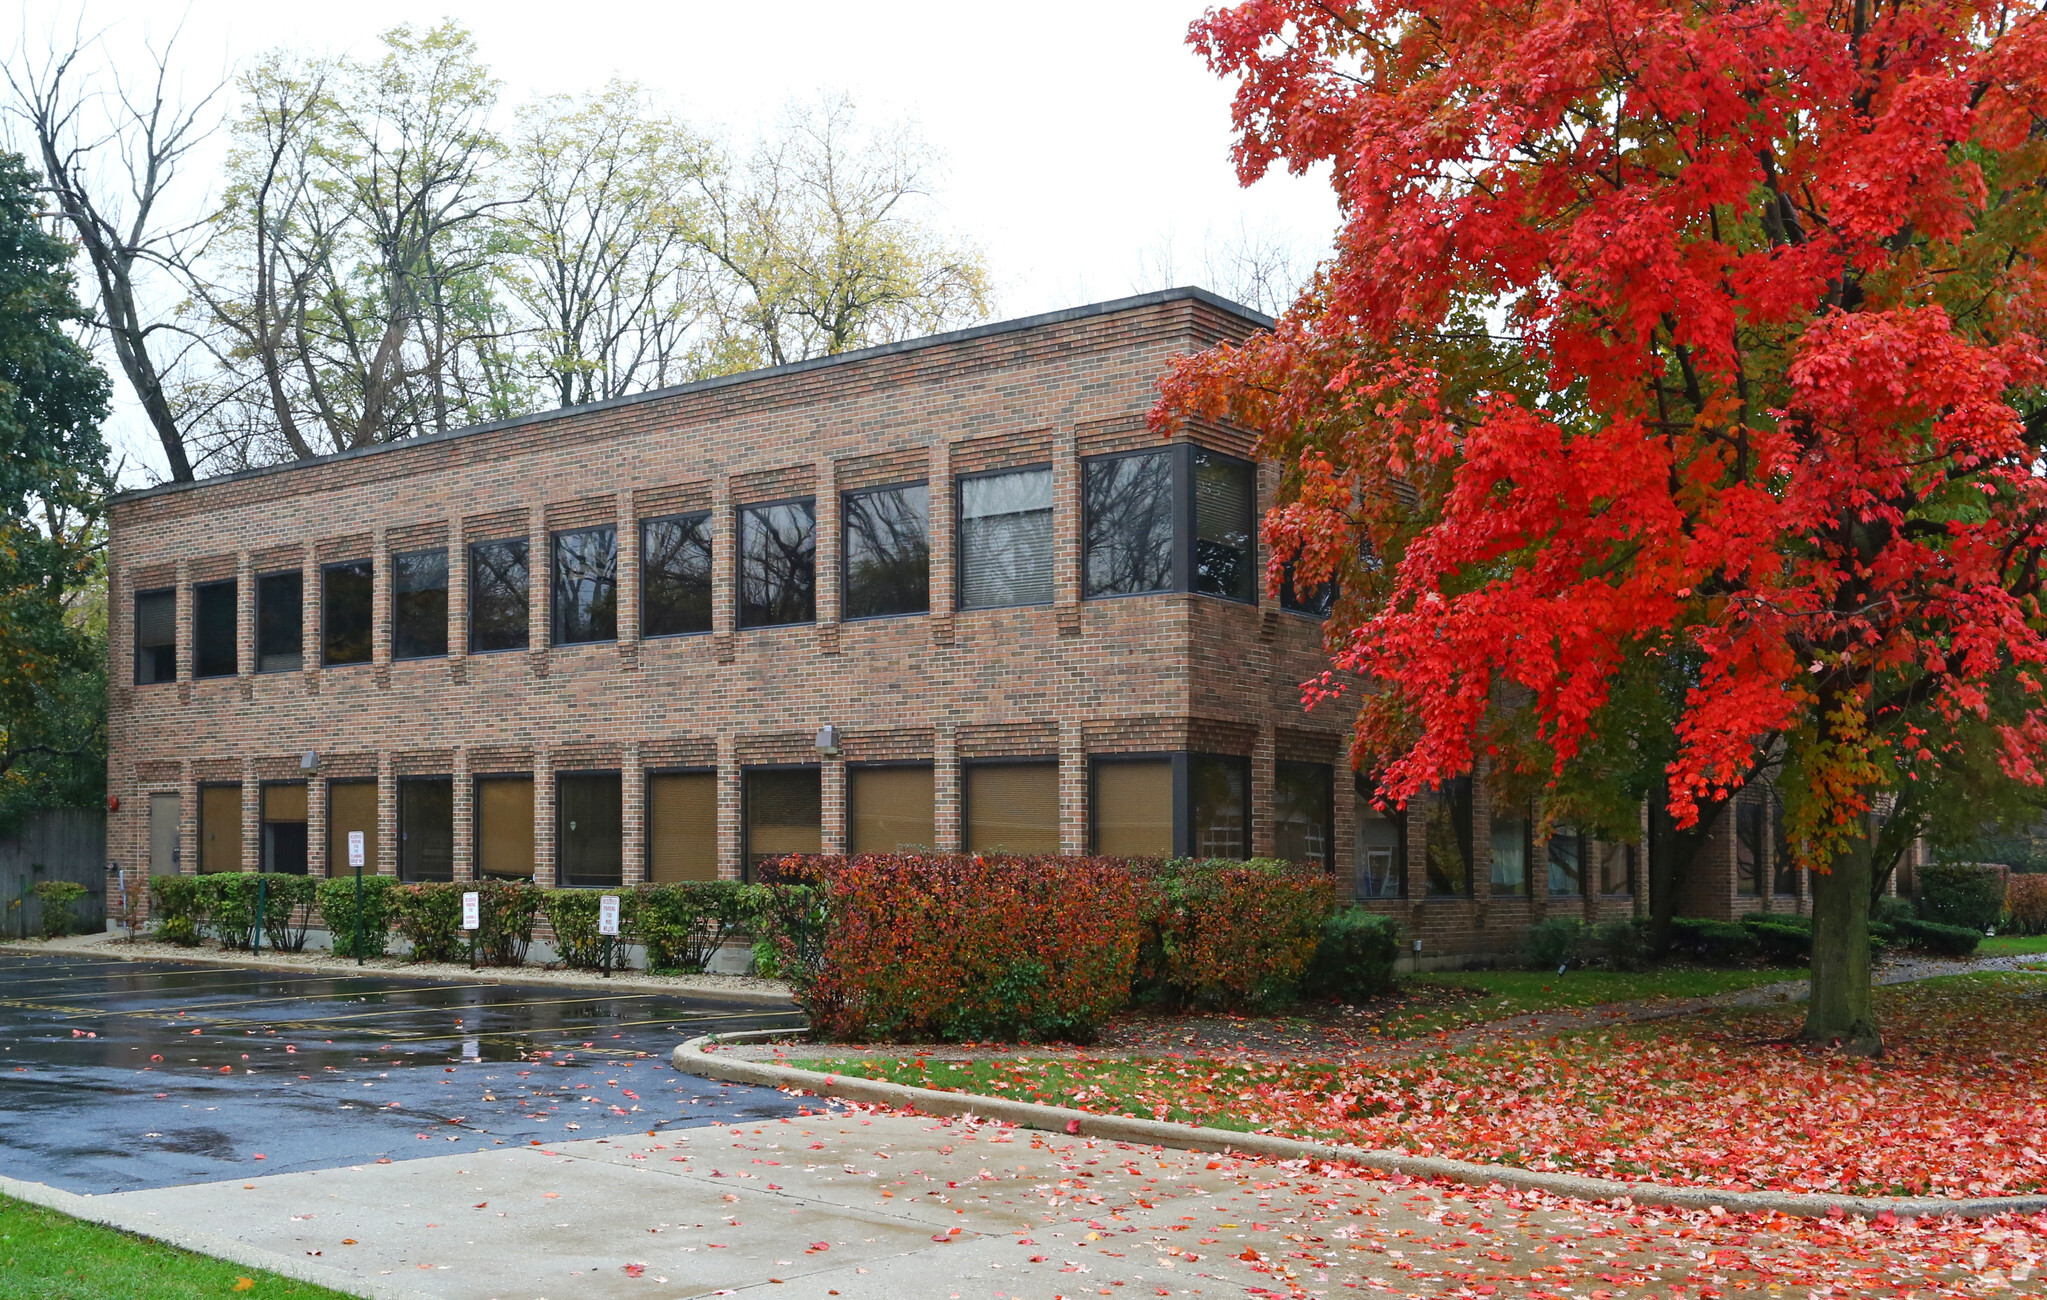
[1303,908,1402,1001]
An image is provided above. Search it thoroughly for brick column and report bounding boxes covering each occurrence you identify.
[621,745,645,884]
[235,550,254,690]
[934,724,961,851]
[616,497,639,668]
[821,755,847,854]
[301,551,320,683]
[449,523,469,676]
[816,456,840,655]
[528,509,549,677]
[1250,726,1276,858]
[307,771,328,878]
[929,439,954,646]
[1332,769,1357,894]
[241,759,260,873]
[1053,424,1080,636]
[1059,720,1086,854]
[712,476,735,663]
[1636,799,1652,920]
[716,736,741,878]
[533,746,555,889]
[451,746,473,882]
[174,558,193,703]
[178,760,198,876]
[376,752,397,878]
[1404,801,1428,932]
[372,530,392,690]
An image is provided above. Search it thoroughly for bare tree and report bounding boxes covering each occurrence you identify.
[1131,219,1317,318]
[5,23,225,481]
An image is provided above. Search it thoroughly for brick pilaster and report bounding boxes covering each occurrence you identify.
[1059,720,1086,854]
[621,745,645,884]
[616,496,639,669]
[376,751,397,878]
[301,549,320,686]
[929,439,954,646]
[451,746,473,882]
[934,723,961,851]
[821,755,847,854]
[816,455,840,655]
[307,771,328,878]
[533,746,555,888]
[1053,424,1080,636]
[241,758,260,873]
[1251,726,1276,858]
[712,476,735,663]
[716,736,741,877]
[527,509,549,677]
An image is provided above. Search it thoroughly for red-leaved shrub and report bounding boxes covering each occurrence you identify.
[2006,873,2047,937]
[1138,859,1338,1012]
[763,855,1145,1044]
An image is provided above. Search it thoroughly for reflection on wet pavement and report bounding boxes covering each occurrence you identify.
[0,952,803,1194]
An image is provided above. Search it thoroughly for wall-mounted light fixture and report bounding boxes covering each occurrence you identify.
[813,725,840,756]
[301,751,319,772]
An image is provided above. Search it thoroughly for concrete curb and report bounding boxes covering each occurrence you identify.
[0,1171,420,1300]
[0,939,799,1007]
[672,1029,2047,1222]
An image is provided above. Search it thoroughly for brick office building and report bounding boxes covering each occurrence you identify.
[106,287,1745,962]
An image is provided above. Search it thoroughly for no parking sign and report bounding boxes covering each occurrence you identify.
[598,894,620,937]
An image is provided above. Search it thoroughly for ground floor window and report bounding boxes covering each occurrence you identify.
[558,772,623,888]
[1273,761,1333,867]
[1355,788,1406,899]
[647,770,717,881]
[199,784,242,873]
[850,764,935,854]
[1771,799,1799,897]
[965,760,1060,854]
[327,781,378,876]
[475,775,534,879]
[399,777,453,882]
[1425,778,1475,896]
[1090,757,1172,857]
[1491,804,1530,896]
[261,783,308,874]
[745,767,821,876]
[1600,839,1636,896]
[1188,754,1248,859]
[1548,825,1585,896]
[1736,802,1764,896]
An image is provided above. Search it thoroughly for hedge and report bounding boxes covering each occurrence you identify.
[542,888,635,970]
[475,880,542,966]
[1303,908,1402,1001]
[635,880,755,973]
[1919,861,2005,931]
[1896,917,1983,957]
[2005,874,2047,937]
[149,875,206,946]
[391,883,467,963]
[32,881,87,938]
[1137,859,1337,1012]
[316,875,396,958]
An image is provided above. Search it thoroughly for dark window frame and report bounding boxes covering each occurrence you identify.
[255,568,304,674]
[1087,751,1183,857]
[397,774,456,883]
[736,496,819,630]
[1425,775,1477,899]
[1547,823,1588,897]
[1354,775,1411,900]
[1190,446,1258,604]
[840,479,931,622]
[961,755,1062,854]
[1186,751,1253,861]
[549,525,619,648]
[740,762,823,882]
[639,510,714,639]
[392,547,450,661]
[468,536,531,655]
[955,462,1056,611]
[1279,557,1337,619]
[193,578,238,678]
[258,780,310,875]
[643,763,717,879]
[320,558,374,667]
[1081,448,1177,601]
[133,587,177,684]
[471,771,536,883]
[555,768,625,889]
[198,780,243,874]
[1273,759,1336,869]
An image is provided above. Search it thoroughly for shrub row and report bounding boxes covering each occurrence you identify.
[1522,908,1982,969]
[148,873,317,951]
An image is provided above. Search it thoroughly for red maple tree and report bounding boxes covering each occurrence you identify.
[1156,0,2047,1050]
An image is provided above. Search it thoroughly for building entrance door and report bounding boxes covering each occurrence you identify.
[149,793,181,875]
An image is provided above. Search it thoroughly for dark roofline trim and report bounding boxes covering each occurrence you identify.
[110,287,1271,507]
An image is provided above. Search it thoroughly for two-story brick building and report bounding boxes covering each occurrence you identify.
[105,287,1821,962]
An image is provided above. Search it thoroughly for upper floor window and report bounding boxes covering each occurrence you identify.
[194,579,237,678]
[393,549,448,659]
[641,513,712,637]
[739,499,816,628]
[1279,558,1336,618]
[469,537,530,653]
[842,482,929,619]
[134,589,176,684]
[959,467,1052,609]
[256,570,303,673]
[1192,450,1255,601]
[322,559,373,666]
[1083,450,1174,598]
[551,526,617,645]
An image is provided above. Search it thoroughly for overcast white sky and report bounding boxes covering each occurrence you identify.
[21,0,1337,482]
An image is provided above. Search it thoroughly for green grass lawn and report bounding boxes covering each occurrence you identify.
[1384,965,1804,1035]
[0,1195,358,1299]
[1980,933,2047,956]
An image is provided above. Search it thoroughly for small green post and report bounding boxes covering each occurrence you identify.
[354,859,364,968]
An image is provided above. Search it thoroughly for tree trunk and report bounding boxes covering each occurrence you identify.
[1801,817,1882,1055]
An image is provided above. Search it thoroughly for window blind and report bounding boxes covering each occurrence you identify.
[476,776,534,878]
[959,469,1053,609]
[263,784,307,822]
[641,514,713,636]
[746,768,822,871]
[1092,759,1171,857]
[1082,453,1174,598]
[966,762,1059,854]
[328,781,379,876]
[850,766,935,853]
[558,773,623,887]
[1193,452,1255,600]
[200,785,242,873]
[647,772,718,881]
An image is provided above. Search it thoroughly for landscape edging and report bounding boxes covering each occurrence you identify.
[673,1029,2047,1222]
[0,1171,417,1300]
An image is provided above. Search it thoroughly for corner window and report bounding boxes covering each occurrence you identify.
[744,766,821,876]
[134,588,176,684]
[958,467,1053,609]
[842,483,930,620]
[322,560,373,665]
[393,550,449,660]
[1491,805,1530,896]
[1273,761,1332,868]
[256,571,303,673]
[469,538,530,653]
[557,772,623,888]
[965,760,1060,854]
[1280,559,1336,618]
[1425,777,1475,897]
[1193,450,1256,601]
[475,775,534,879]
[398,776,454,882]
[194,579,237,678]
[648,770,718,881]
[850,764,935,853]
[641,513,712,638]
[260,783,308,874]
[551,526,617,645]
[739,500,817,628]
[1082,451,1174,598]
[1189,754,1249,859]
[1549,825,1586,896]
[1356,789,1407,899]
[1090,757,1173,857]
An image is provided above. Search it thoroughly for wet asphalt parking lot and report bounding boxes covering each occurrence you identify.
[0,951,804,1195]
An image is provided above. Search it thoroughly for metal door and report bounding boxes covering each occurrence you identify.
[149,793,181,875]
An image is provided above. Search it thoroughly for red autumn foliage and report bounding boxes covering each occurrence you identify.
[2004,872,2047,934]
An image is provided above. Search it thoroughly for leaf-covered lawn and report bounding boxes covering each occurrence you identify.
[0,1195,357,1299]
[803,973,2047,1199]
[1396,966,1803,1036]
[1980,934,2047,957]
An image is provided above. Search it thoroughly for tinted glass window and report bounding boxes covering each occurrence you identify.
[1193,451,1255,601]
[558,772,623,888]
[322,560,373,665]
[1549,825,1585,896]
[261,783,308,874]
[256,571,302,672]
[642,513,713,637]
[134,589,176,683]
[1188,755,1248,859]
[842,484,929,619]
[194,580,237,678]
[1772,800,1798,896]
[1356,798,1406,899]
[1083,451,1174,598]
[959,468,1053,609]
[1426,777,1474,896]
[551,526,617,645]
[393,550,448,659]
[399,777,454,882]
[1491,806,1529,896]
[1273,761,1332,867]
[739,500,816,628]
[469,538,530,653]
[1280,559,1336,618]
